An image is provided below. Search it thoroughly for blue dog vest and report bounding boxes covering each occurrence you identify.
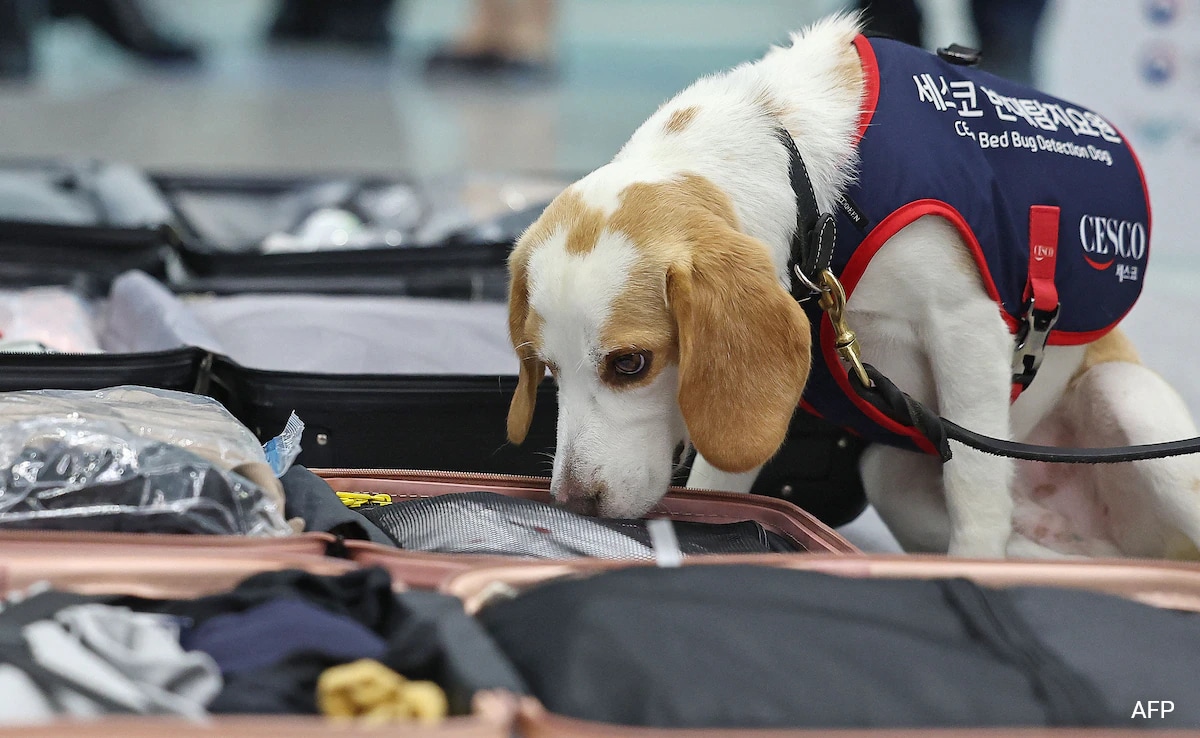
[799,35,1152,454]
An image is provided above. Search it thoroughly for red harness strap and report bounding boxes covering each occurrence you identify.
[1011,205,1061,401]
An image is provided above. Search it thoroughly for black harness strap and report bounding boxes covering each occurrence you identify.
[776,127,839,301]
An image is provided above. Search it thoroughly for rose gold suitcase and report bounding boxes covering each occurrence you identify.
[0,530,517,738]
[314,469,858,589]
[433,554,1200,738]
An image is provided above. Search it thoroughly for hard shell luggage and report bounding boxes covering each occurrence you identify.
[0,533,521,737]
[314,469,858,589]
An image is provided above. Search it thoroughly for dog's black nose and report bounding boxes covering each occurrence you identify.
[559,493,600,517]
[555,469,603,516]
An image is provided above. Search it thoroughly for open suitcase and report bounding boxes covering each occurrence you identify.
[0,531,521,737]
[0,158,564,299]
[315,468,858,588]
[434,554,1200,735]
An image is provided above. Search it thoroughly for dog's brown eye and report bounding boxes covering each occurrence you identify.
[612,352,649,377]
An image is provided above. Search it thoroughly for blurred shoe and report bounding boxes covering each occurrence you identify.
[424,46,556,82]
[269,0,395,50]
[268,0,326,43]
[0,0,46,81]
[423,45,505,74]
[50,0,200,65]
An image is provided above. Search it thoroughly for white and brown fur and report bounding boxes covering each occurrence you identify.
[505,13,1200,558]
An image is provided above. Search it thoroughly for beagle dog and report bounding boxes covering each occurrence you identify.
[505,13,1200,558]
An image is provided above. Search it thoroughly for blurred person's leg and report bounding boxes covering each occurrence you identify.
[502,0,556,70]
[426,0,508,71]
[49,0,200,64]
[0,0,47,81]
[855,0,923,48]
[970,0,1048,84]
[426,0,557,78]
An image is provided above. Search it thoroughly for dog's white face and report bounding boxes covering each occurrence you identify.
[506,167,813,517]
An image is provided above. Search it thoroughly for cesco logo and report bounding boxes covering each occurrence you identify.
[1078,215,1147,270]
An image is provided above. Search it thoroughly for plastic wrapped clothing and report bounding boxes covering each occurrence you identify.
[0,386,286,512]
[0,417,291,536]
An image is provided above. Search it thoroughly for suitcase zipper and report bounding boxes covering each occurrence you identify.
[318,467,836,502]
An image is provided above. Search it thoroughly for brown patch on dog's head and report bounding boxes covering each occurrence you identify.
[664,106,700,134]
[594,174,812,471]
[520,188,607,257]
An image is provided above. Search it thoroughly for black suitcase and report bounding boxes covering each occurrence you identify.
[155,169,572,300]
[0,158,174,289]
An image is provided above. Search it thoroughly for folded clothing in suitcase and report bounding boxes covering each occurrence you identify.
[475,563,1200,730]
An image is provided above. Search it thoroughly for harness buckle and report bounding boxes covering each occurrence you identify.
[1011,302,1061,390]
[792,263,825,301]
[816,270,873,388]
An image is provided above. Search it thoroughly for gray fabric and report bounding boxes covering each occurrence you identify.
[17,604,221,721]
[281,466,393,546]
[101,271,224,354]
[101,270,516,375]
[1009,587,1200,726]
[0,173,93,225]
[0,664,60,724]
[359,491,799,559]
[0,162,171,228]
[88,162,174,228]
[186,293,515,375]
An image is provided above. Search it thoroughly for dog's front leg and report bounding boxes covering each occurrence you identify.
[923,297,1016,558]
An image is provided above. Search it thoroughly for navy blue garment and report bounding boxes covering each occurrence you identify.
[180,597,386,674]
[799,35,1152,453]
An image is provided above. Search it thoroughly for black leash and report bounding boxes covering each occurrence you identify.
[774,126,1200,465]
[850,363,1200,464]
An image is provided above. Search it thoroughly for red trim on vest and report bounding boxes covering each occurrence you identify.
[1025,205,1061,312]
[852,35,880,146]
[799,398,824,419]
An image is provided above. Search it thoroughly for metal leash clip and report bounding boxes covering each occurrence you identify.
[816,269,873,388]
[792,263,824,301]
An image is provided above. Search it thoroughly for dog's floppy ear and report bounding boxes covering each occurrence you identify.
[668,229,812,472]
[506,242,545,445]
